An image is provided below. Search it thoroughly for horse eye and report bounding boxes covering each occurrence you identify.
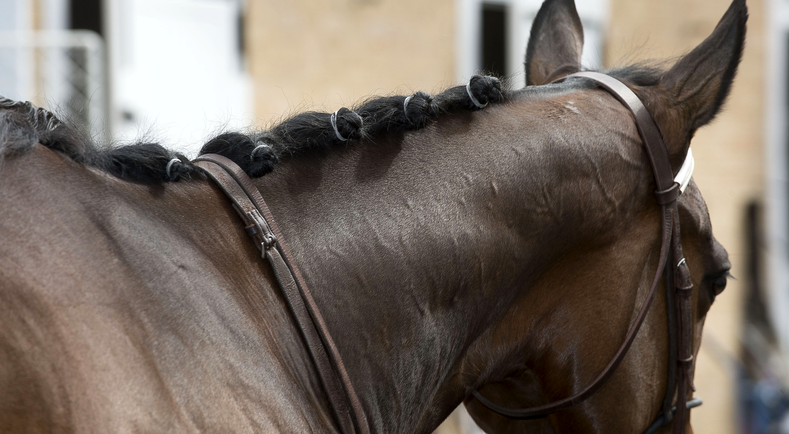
[711,274,729,296]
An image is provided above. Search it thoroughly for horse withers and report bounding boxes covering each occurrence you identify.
[0,0,743,432]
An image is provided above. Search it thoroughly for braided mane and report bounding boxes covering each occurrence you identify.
[0,75,505,184]
[0,97,194,183]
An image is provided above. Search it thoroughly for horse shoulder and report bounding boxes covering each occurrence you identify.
[0,145,337,432]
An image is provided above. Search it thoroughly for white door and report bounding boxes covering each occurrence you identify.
[0,0,31,100]
[107,0,252,155]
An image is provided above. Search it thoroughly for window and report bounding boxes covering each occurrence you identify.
[108,0,251,153]
[481,3,508,77]
[70,0,103,36]
[456,0,608,88]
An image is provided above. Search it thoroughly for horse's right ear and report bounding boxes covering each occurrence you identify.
[659,0,747,141]
[524,0,584,86]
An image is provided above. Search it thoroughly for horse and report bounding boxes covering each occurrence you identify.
[0,0,744,431]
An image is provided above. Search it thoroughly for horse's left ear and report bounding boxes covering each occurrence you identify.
[659,0,747,150]
[524,0,584,86]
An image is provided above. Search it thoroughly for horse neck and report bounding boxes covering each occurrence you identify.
[251,99,645,433]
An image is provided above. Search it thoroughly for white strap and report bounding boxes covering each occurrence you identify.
[674,148,694,193]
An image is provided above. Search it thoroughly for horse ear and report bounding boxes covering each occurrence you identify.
[524,0,584,86]
[659,0,747,140]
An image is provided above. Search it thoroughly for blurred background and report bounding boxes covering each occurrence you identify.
[0,0,786,432]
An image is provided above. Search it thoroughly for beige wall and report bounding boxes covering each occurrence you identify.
[247,0,456,127]
[607,0,765,433]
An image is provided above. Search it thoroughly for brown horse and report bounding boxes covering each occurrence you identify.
[0,0,743,432]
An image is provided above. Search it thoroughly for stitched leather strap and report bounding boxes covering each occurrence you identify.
[194,154,369,434]
[567,72,675,195]
[671,216,695,434]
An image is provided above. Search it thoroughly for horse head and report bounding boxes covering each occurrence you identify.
[461,0,744,432]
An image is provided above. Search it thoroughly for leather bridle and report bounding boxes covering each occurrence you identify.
[193,71,699,434]
[470,72,700,433]
[193,154,370,434]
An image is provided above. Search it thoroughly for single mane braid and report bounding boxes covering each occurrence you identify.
[0,98,62,134]
[0,96,197,183]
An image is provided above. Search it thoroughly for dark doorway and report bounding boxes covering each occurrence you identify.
[67,0,105,136]
[69,0,103,37]
[481,3,508,77]
[786,33,789,241]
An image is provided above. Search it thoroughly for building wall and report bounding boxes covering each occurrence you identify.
[607,0,765,433]
[247,0,456,125]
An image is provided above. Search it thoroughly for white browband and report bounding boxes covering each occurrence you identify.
[674,148,694,194]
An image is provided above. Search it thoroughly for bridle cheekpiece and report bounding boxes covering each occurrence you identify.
[471,71,699,434]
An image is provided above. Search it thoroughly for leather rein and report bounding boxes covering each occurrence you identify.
[193,154,370,434]
[470,72,700,433]
[193,71,697,434]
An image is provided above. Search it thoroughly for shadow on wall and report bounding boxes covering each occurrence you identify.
[738,202,789,433]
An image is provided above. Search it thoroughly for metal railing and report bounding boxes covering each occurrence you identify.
[0,30,109,144]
